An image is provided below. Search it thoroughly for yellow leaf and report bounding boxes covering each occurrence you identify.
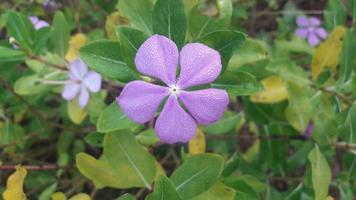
[2,166,27,200]
[65,33,87,62]
[188,128,206,154]
[68,193,91,200]
[67,101,87,124]
[326,196,334,200]
[311,26,346,80]
[51,192,67,200]
[250,76,288,103]
[105,12,129,40]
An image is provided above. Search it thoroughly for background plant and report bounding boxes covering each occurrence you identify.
[0,0,355,199]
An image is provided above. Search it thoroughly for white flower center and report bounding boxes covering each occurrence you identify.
[308,26,314,32]
[169,85,180,95]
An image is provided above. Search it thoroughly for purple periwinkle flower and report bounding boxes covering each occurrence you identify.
[117,35,229,144]
[29,16,49,30]
[303,121,314,138]
[62,59,102,108]
[295,16,328,47]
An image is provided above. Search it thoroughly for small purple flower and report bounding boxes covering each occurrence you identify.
[62,59,102,108]
[295,16,328,46]
[29,16,49,30]
[118,35,229,144]
[43,0,59,12]
[303,121,314,138]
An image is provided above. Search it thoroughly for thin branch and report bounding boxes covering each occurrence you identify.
[28,55,68,71]
[0,164,68,170]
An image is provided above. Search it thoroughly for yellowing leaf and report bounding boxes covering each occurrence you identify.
[2,166,27,200]
[326,196,334,200]
[105,12,129,40]
[67,101,87,124]
[65,33,87,62]
[250,76,288,103]
[68,193,91,200]
[51,192,67,200]
[188,128,206,154]
[311,26,346,80]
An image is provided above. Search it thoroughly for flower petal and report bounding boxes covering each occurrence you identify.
[179,89,229,125]
[28,16,39,25]
[78,86,90,108]
[155,95,197,143]
[309,17,321,26]
[177,43,222,89]
[35,20,49,30]
[135,35,178,85]
[308,33,320,46]
[69,59,88,80]
[295,28,309,38]
[118,81,170,124]
[61,83,80,101]
[83,71,102,93]
[315,27,328,39]
[296,16,309,27]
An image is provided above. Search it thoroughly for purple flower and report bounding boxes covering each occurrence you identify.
[117,35,229,144]
[295,16,328,46]
[62,59,102,108]
[303,121,314,138]
[29,16,49,30]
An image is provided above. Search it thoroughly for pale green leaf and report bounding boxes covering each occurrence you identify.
[308,146,332,200]
[170,154,224,199]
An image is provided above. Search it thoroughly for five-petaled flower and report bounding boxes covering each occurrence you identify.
[62,59,102,108]
[295,16,328,47]
[29,16,49,30]
[117,35,229,144]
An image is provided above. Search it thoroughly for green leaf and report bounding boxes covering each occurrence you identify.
[266,59,310,86]
[38,183,57,200]
[104,132,157,189]
[33,27,51,55]
[339,29,356,83]
[146,176,181,200]
[0,46,26,63]
[197,30,246,72]
[97,102,139,133]
[188,0,232,39]
[116,194,136,200]
[234,175,267,193]
[79,40,138,82]
[13,74,48,95]
[204,111,243,135]
[285,81,312,132]
[191,182,235,200]
[50,11,70,57]
[76,153,127,188]
[170,153,224,199]
[118,0,153,35]
[84,132,104,147]
[4,11,35,52]
[324,0,346,30]
[0,122,24,145]
[228,38,268,70]
[211,71,263,96]
[136,129,159,146]
[340,104,356,144]
[152,0,187,48]
[275,37,315,56]
[117,27,148,69]
[308,146,332,200]
[350,0,356,22]
[223,178,259,200]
